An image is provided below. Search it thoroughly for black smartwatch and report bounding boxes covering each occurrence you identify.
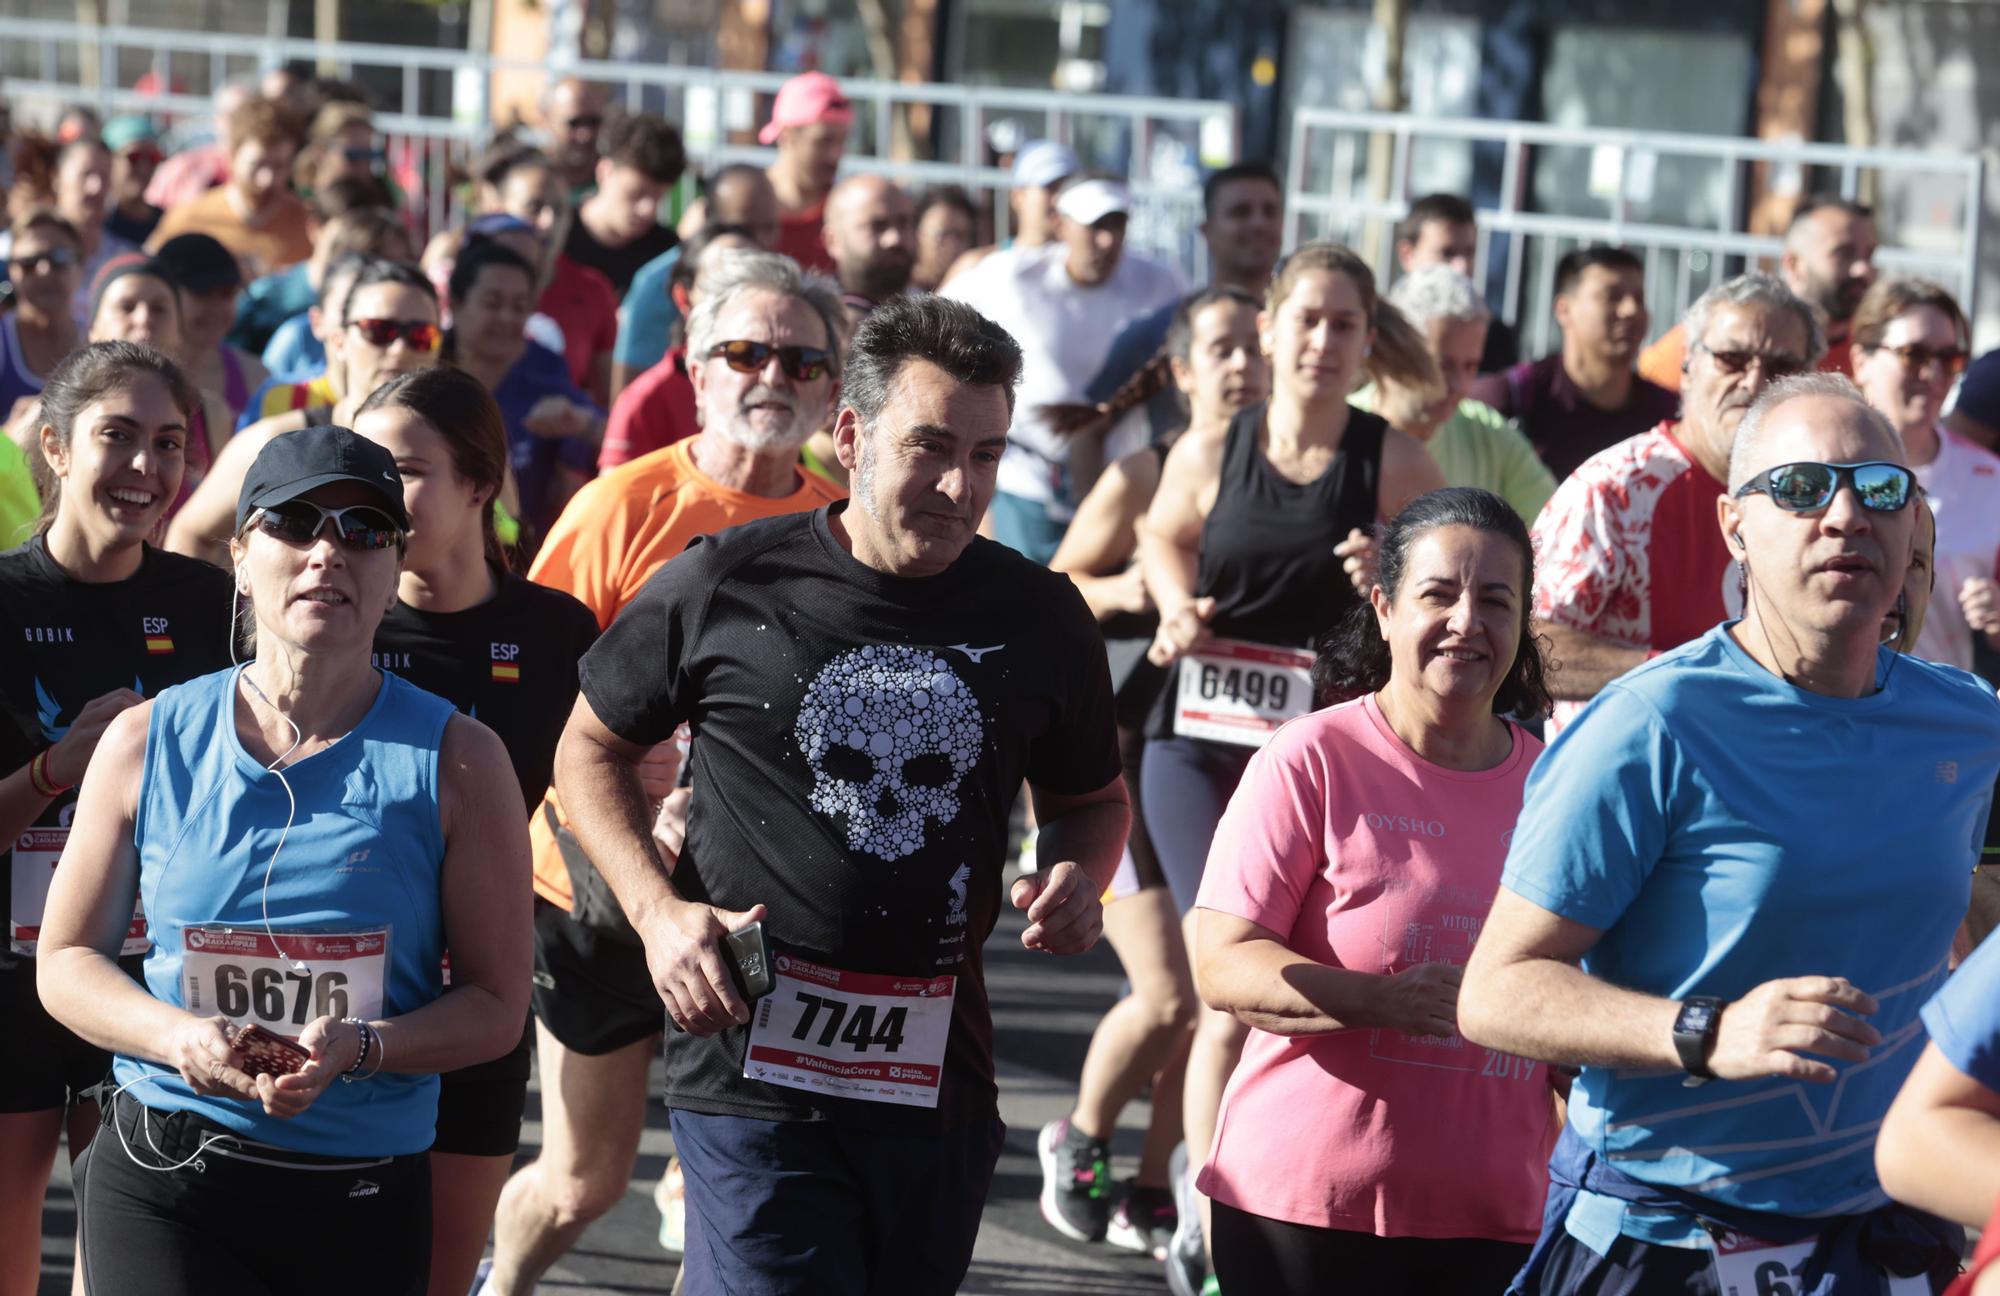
[1672,996,1726,1084]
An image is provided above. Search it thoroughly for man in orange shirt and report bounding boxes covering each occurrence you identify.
[1640,197,1877,391]
[148,98,313,281]
[480,249,848,1296]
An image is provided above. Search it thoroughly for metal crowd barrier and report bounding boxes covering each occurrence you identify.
[1285,106,1985,350]
[0,18,1238,279]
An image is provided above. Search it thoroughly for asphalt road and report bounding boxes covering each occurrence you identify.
[38,872,1172,1295]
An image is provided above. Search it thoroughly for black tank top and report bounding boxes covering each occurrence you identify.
[1147,402,1386,739]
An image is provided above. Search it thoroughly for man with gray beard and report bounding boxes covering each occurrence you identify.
[477,249,849,1296]
[1530,271,1823,733]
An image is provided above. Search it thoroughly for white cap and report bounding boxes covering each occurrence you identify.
[1055,178,1131,227]
[1011,140,1078,189]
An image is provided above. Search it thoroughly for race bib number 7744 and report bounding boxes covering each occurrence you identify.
[745,955,954,1109]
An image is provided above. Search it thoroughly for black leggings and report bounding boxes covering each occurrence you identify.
[1210,1199,1530,1296]
[76,1092,431,1295]
[1140,736,1255,915]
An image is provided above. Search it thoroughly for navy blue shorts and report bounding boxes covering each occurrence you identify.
[669,1108,1005,1296]
[1517,1226,1955,1296]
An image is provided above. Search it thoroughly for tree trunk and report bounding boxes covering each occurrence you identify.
[854,0,916,160]
[1829,0,1877,205]
[1364,0,1410,262]
[315,0,341,76]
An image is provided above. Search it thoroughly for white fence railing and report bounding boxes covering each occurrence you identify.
[0,18,1238,279]
[15,22,1981,342]
[1285,107,1985,353]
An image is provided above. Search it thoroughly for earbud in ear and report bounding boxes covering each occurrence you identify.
[235,572,249,595]
[1362,344,1373,359]
[1732,534,1746,552]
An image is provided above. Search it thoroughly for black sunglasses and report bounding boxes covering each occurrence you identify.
[1734,461,1916,514]
[707,340,834,382]
[253,500,404,551]
[10,247,78,274]
[1691,342,1806,380]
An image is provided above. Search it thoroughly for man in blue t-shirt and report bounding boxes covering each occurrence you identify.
[1461,374,2000,1294]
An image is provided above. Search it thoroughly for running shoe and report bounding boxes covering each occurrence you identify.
[1036,1116,1113,1242]
[1106,1181,1177,1260]
[1165,1141,1208,1296]
[654,1154,686,1255]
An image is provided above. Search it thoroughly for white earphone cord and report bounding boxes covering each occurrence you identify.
[229,582,308,972]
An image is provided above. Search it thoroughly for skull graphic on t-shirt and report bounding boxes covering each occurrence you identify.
[793,645,986,860]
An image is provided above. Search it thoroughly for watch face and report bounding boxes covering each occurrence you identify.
[1680,1002,1717,1033]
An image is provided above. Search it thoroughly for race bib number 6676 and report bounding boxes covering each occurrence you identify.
[181,925,388,1040]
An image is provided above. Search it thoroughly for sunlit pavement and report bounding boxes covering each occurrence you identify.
[40,867,1167,1295]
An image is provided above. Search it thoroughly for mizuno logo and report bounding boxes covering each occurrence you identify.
[348,1179,380,1198]
[947,643,1005,663]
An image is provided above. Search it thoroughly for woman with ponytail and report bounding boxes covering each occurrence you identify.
[353,366,598,1296]
[1132,242,1445,1296]
[0,341,232,1296]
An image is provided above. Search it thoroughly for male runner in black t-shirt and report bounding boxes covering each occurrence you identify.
[561,114,683,301]
[551,294,1130,1295]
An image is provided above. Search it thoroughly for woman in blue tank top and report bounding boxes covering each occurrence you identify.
[35,425,531,1296]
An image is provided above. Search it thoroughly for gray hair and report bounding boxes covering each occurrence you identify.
[1683,272,1828,371]
[684,250,846,372]
[1727,372,1903,491]
[1386,265,1490,329]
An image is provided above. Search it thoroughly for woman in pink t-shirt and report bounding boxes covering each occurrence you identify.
[1194,486,1560,1293]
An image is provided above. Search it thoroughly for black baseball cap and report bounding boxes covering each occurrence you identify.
[236,426,409,533]
[152,232,244,294]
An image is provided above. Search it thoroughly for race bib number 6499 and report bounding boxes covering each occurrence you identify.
[1173,638,1315,747]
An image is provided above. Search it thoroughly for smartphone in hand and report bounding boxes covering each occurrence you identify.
[230,1023,310,1078]
[724,921,773,1002]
